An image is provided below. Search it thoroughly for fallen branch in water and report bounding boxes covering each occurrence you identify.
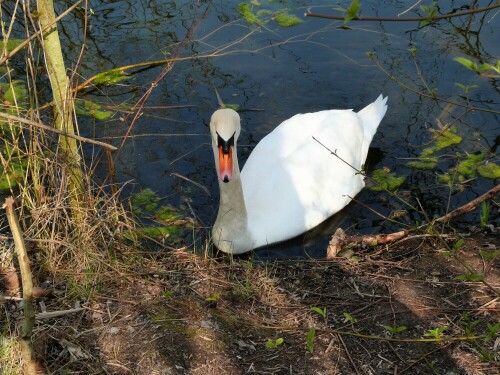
[435,183,500,224]
[327,183,499,259]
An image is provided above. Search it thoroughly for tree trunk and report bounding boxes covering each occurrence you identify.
[36,0,85,216]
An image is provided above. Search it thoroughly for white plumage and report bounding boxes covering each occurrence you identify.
[210,95,388,254]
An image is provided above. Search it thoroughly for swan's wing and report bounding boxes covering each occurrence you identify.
[241,110,366,247]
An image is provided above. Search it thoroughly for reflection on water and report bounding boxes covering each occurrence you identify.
[70,1,498,258]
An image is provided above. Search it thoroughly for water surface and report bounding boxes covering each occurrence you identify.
[72,0,499,258]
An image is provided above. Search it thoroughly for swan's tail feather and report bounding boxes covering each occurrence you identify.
[358,94,388,161]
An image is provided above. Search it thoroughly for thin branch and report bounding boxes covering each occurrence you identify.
[435,183,500,224]
[0,0,84,65]
[305,4,500,22]
[0,111,117,151]
[369,54,500,115]
[327,183,499,259]
[36,307,85,320]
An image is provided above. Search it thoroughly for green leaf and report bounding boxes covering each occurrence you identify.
[454,57,477,71]
[455,83,478,95]
[424,326,446,339]
[205,293,221,302]
[453,239,464,250]
[485,322,500,341]
[306,328,316,353]
[383,325,407,334]
[454,273,484,282]
[310,307,327,319]
[335,0,360,23]
[480,249,499,262]
[163,290,174,298]
[342,312,357,324]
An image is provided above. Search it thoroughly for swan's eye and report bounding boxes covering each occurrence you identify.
[217,132,235,155]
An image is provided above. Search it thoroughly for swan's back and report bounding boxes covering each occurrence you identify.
[241,95,387,249]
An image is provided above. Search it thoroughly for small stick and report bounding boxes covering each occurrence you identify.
[0,295,24,302]
[0,111,117,151]
[336,333,361,375]
[305,4,500,22]
[36,307,85,320]
[3,197,38,374]
[435,183,500,224]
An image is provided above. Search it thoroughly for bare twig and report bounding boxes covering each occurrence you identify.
[0,111,117,151]
[435,183,500,224]
[36,307,85,320]
[336,333,361,375]
[0,0,84,65]
[305,4,500,22]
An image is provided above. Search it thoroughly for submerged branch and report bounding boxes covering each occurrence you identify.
[305,4,500,22]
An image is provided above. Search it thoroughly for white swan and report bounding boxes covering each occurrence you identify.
[210,95,388,254]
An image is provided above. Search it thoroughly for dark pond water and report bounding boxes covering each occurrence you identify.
[68,0,498,258]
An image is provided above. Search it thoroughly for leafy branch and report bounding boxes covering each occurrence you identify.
[368,52,500,115]
[305,3,500,23]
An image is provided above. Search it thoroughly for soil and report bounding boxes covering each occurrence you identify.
[3,230,500,374]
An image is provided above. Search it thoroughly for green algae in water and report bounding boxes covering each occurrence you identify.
[421,128,462,157]
[477,163,500,179]
[438,174,451,184]
[256,9,273,17]
[93,68,130,85]
[225,103,240,111]
[135,226,179,238]
[407,157,438,170]
[155,205,181,222]
[0,158,27,193]
[75,99,114,121]
[238,3,260,24]
[274,12,302,27]
[369,168,405,191]
[1,80,28,108]
[456,152,485,178]
[0,39,24,52]
[130,188,160,216]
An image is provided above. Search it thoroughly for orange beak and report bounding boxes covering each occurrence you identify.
[218,145,233,183]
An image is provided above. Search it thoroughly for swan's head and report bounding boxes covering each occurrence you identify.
[210,108,241,183]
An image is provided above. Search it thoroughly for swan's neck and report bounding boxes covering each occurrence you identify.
[213,153,253,253]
